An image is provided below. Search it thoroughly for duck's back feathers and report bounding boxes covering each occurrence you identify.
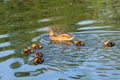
[49,28,73,42]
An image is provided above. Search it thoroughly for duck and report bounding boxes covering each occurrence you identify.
[74,39,85,46]
[49,28,73,43]
[32,43,43,49]
[104,41,115,47]
[24,47,34,55]
[64,41,73,45]
[34,53,44,64]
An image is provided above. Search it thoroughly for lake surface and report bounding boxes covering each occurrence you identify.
[0,0,120,80]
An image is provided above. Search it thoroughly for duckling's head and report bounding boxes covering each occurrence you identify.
[24,47,29,52]
[38,52,43,57]
[32,43,37,48]
[74,40,79,44]
[35,52,43,57]
[104,41,109,46]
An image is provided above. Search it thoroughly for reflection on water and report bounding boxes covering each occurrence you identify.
[0,42,11,48]
[0,0,120,80]
[75,20,103,25]
[0,50,15,57]
[76,30,120,34]
[38,16,63,23]
[0,34,9,39]
[77,26,111,30]
[35,27,49,32]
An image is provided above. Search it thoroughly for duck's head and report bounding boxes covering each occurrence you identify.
[49,28,54,36]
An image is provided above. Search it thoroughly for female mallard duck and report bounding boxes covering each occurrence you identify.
[104,41,115,47]
[34,53,44,64]
[74,39,85,46]
[24,47,34,55]
[49,28,73,43]
[32,43,43,49]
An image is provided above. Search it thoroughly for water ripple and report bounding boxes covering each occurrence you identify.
[1,28,120,80]
[38,16,63,23]
[77,26,111,30]
[0,50,15,57]
[75,20,103,25]
[75,30,120,34]
[0,34,9,39]
[0,42,11,48]
[35,27,49,32]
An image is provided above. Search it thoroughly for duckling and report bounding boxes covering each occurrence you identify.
[32,43,43,49]
[35,52,43,57]
[34,57,44,64]
[104,41,115,47]
[74,39,85,46]
[49,28,73,42]
[24,47,34,55]
[34,53,44,64]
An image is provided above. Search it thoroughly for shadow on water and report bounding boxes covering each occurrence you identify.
[0,0,120,80]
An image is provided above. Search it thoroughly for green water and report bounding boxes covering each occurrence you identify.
[0,0,120,80]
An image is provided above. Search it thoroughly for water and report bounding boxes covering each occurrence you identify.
[0,0,120,80]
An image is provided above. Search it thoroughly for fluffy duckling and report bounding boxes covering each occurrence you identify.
[74,39,85,46]
[34,53,44,64]
[34,57,44,64]
[49,28,73,42]
[34,52,43,57]
[24,47,34,55]
[32,43,43,49]
[104,41,115,47]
